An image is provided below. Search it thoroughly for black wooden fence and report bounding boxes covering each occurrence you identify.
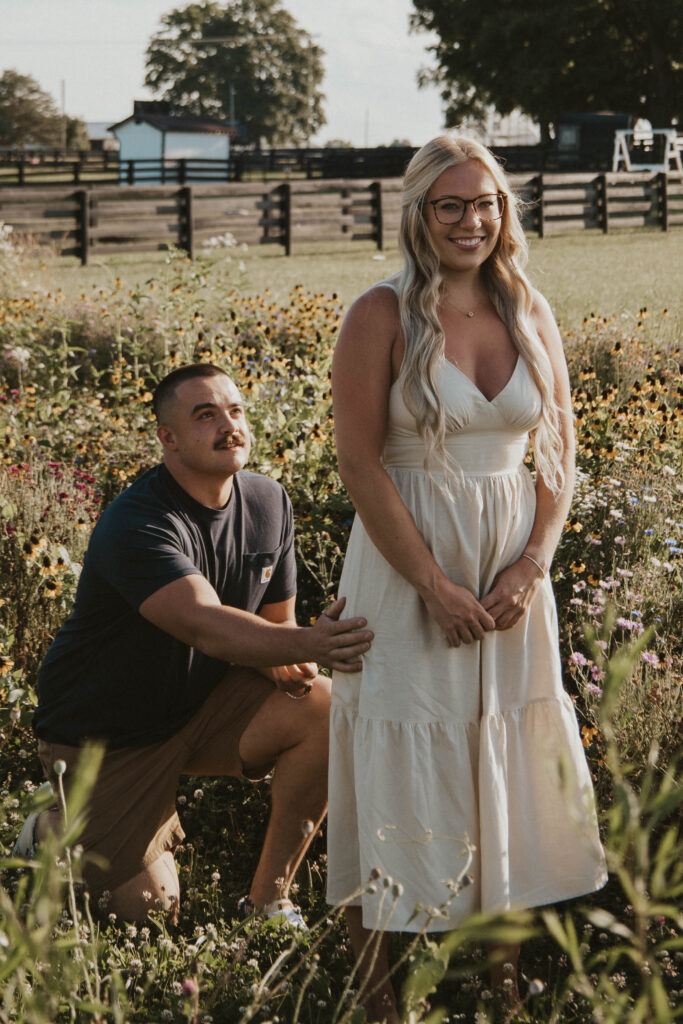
[0,173,681,264]
[0,144,582,187]
[0,150,417,187]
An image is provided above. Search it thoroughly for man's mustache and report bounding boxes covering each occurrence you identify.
[214,433,246,450]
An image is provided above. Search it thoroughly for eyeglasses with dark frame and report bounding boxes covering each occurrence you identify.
[426,192,506,225]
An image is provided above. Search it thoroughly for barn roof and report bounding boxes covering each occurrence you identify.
[109,101,236,137]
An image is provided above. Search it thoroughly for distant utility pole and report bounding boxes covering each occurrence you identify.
[304,33,321,150]
[61,79,67,151]
[229,83,236,126]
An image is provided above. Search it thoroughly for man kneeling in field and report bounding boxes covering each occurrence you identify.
[15,363,372,925]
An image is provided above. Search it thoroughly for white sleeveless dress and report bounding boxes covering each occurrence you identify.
[327,345,607,931]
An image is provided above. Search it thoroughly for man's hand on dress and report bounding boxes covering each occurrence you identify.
[422,577,496,647]
[307,596,373,673]
[481,557,544,630]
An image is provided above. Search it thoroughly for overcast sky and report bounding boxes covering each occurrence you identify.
[1,0,446,146]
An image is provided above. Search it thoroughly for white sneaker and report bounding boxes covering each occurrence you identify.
[12,781,55,859]
[262,898,308,931]
[238,895,308,931]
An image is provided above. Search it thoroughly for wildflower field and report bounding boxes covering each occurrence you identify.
[0,230,680,1024]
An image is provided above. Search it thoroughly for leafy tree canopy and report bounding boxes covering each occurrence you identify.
[411,0,683,138]
[64,116,90,151]
[0,70,88,149]
[145,0,326,146]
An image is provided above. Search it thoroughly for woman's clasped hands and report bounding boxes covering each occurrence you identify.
[422,576,495,648]
[424,555,545,645]
[481,555,545,631]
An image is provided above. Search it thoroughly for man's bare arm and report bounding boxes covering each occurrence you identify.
[139,574,371,673]
[255,596,319,691]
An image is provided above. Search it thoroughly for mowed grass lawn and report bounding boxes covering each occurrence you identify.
[29,227,683,334]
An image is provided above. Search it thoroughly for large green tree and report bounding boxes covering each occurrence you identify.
[411,0,683,140]
[145,0,325,146]
[0,70,87,149]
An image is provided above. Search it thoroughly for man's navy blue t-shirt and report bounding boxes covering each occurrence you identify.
[34,464,297,749]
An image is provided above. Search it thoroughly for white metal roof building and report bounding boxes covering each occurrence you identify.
[108,101,236,182]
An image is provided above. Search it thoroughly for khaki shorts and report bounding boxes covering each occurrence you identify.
[38,666,276,895]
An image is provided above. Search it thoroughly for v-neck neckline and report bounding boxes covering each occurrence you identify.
[441,354,521,403]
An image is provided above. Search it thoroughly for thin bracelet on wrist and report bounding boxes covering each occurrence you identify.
[521,552,546,577]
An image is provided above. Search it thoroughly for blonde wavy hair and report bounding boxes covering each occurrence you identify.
[395,133,565,493]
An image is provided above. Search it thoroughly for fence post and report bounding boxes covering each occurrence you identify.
[78,189,91,265]
[534,174,544,237]
[370,180,384,251]
[278,182,291,255]
[178,158,186,185]
[18,159,25,186]
[657,172,669,231]
[179,185,194,258]
[597,173,609,233]
[127,160,134,186]
[74,158,82,185]
[340,186,350,236]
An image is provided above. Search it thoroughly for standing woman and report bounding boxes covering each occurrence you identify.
[328,135,607,1020]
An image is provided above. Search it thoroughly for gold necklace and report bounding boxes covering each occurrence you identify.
[443,292,482,319]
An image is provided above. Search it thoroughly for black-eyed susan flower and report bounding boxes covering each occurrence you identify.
[44,579,61,599]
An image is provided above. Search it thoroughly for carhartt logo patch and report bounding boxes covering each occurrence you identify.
[260,565,273,584]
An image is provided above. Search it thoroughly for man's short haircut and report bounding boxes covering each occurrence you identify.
[153,363,231,422]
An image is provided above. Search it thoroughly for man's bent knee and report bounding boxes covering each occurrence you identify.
[102,851,180,923]
[238,674,331,769]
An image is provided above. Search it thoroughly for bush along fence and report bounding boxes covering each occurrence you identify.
[0,172,681,264]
